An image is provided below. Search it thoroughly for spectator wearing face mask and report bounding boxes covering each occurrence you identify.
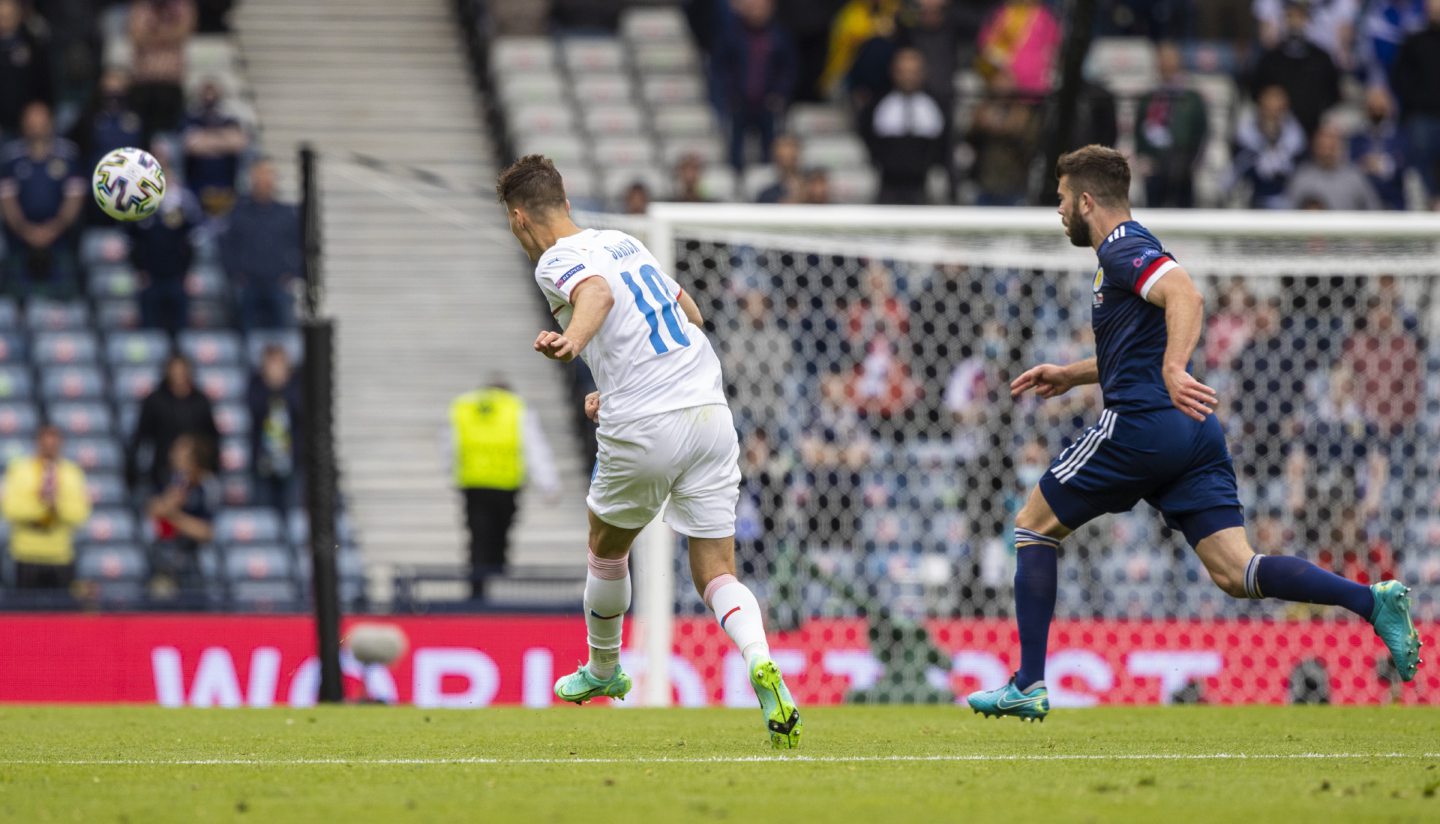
[860,48,948,205]
[248,344,302,515]
[219,157,302,330]
[1350,85,1408,209]
[72,68,144,176]
[1253,0,1341,137]
[1232,85,1309,208]
[183,79,249,216]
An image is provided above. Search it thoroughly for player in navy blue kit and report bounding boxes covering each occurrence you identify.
[967,146,1422,721]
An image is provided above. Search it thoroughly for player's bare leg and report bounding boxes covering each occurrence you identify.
[690,535,801,749]
[969,486,1068,721]
[1195,526,1421,680]
[554,511,644,704]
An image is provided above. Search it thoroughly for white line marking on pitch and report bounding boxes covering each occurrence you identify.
[2,753,1438,766]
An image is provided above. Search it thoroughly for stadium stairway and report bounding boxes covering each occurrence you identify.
[231,0,591,600]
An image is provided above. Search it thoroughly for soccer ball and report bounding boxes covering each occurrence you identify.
[92,147,166,222]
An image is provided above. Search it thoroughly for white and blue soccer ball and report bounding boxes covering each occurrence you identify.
[92,147,166,222]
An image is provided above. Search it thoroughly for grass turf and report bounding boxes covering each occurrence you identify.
[0,705,1437,822]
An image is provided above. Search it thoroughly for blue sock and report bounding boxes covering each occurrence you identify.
[1246,554,1375,619]
[1013,530,1061,691]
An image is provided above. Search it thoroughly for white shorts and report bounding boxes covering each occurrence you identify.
[587,404,741,539]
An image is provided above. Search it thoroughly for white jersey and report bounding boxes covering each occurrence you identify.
[534,228,727,427]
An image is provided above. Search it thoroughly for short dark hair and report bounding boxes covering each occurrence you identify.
[1056,145,1131,208]
[495,154,567,213]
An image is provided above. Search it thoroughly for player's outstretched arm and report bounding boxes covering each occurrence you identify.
[1145,266,1218,422]
[677,289,704,326]
[535,278,615,362]
[1011,358,1097,400]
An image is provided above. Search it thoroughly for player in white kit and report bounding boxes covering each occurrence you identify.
[496,155,801,748]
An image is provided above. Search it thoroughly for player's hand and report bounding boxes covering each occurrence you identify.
[1011,364,1074,400]
[534,330,579,362]
[584,391,601,423]
[1164,366,1218,422]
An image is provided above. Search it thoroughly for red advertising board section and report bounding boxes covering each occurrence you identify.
[0,614,1432,706]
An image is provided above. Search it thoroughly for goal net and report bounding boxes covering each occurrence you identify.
[587,204,1440,708]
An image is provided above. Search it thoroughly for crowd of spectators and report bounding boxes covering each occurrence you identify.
[0,0,312,606]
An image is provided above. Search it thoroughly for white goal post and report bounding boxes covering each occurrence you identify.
[601,204,1440,708]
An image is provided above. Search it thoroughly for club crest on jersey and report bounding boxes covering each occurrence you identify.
[1092,267,1104,306]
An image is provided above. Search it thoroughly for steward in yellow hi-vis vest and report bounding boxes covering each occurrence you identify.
[1,425,92,590]
[448,383,558,600]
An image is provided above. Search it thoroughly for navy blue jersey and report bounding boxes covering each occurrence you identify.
[1092,220,1180,412]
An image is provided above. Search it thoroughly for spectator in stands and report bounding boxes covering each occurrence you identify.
[736,426,789,576]
[821,0,901,97]
[71,68,143,180]
[0,0,51,136]
[1133,42,1209,208]
[1256,0,1360,70]
[1285,364,1389,531]
[757,133,803,203]
[128,353,220,494]
[1315,503,1396,585]
[1229,297,1305,501]
[845,261,920,427]
[0,101,84,299]
[196,0,234,33]
[977,0,1061,96]
[713,0,796,171]
[776,0,846,101]
[1350,85,1409,209]
[219,157,301,330]
[129,0,197,141]
[1342,294,1422,438]
[798,368,872,546]
[1204,279,1256,373]
[1068,79,1119,152]
[183,79,249,216]
[2,424,90,591]
[1231,85,1308,208]
[128,144,201,336]
[1359,0,1426,87]
[448,379,558,599]
[802,167,832,204]
[671,152,710,202]
[1390,0,1440,206]
[1252,0,1341,137]
[621,180,650,215]
[966,68,1041,206]
[860,48,947,205]
[146,432,217,596]
[897,0,964,114]
[551,0,622,31]
[724,290,796,437]
[1286,121,1383,210]
[247,343,301,515]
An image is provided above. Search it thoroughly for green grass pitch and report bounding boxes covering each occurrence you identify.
[1,705,1437,822]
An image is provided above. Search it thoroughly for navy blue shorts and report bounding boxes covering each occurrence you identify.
[1037,407,1244,546]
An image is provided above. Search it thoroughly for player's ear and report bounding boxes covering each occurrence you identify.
[564,198,572,215]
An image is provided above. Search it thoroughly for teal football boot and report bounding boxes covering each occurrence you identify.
[1370,581,1422,682]
[553,663,633,704]
[967,677,1049,722]
[750,657,802,749]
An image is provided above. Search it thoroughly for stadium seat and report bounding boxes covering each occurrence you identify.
[246,329,302,368]
[829,167,880,204]
[85,472,128,508]
[106,330,173,368]
[186,264,228,300]
[79,227,128,267]
[216,508,285,545]
[0,401,38,437]
[221,472,253,506]
[288,508,357,548]
[490,37,556,75]
[64,436,124,473]
[0,331,26,363]
[507,102,578,137]
[25,300,91,331]
[559,38,626,73]
[39,365,108,401]
[187,299,230,329]
[49,401,115,436]
[31,330,100,365]
[659,137,724,166]
[496,71,567,107]
[195,366,246,402]
[180,330,244,366]
[0,436,29,465]
[741,164,777,200]
[0,299,17,329]
[80,508,140,545]
[559,166,602,202]
[620,6,688,42]
[96,299,141,330]
[213,402,251,438]
[1085,36,1158,94]
[223,543,300,610]
[592,136,657,167]
[515,133,588,167]
[699,166,739,201]
[787,104,849,137]
[652,103,715,138]
[219,436,251,475]
[600,166,666,201]
[804,135,868,168]
[294,543,367,608]
[74,544,148,605]
[581,104,645,136]
[632,43,699,73]
[112,365,160,402]
[0,364,32,400]
[640,74,705,106]
[571,73,634,105]
[87,264,140,299]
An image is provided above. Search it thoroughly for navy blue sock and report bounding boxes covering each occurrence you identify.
[1246,554,1375,619]
[1013,531,1061,690]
